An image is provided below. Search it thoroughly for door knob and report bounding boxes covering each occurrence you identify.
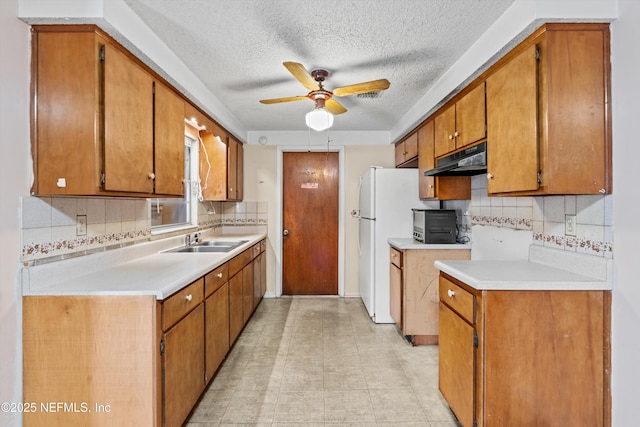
[283,229,289,236]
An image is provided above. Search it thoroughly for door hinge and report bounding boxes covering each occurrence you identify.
[99,45,105,63]
[473,422,478,427]
[537,171,543,184]
[100,172,106,185]
[160,339,165,355]
[535,45,541,62]
[473,331,478,348]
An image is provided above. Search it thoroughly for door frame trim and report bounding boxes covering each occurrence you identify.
[276,145,345,297]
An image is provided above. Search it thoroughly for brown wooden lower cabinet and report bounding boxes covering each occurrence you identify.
[389,246,470,345]
[438,273,611,427]
[22,238,267,427]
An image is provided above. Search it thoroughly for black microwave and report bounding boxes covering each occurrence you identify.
[412,209,457,244]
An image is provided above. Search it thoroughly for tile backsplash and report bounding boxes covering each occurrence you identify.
[21,197,268,263]
[445,175,613,258]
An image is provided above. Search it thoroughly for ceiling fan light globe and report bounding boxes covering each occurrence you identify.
[305,108,334,131]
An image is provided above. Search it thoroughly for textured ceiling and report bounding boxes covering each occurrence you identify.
[122,0,516,132]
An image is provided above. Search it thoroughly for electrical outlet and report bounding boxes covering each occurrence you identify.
[76,215,87,236]
[565,215,576,237]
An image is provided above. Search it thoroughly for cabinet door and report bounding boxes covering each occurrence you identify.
[455,83,486,149]
[253,253,261,310]
[103,43,154,193]
[236,140,244,201]
[242,263,254,323]
[439,303,475,427]
[434,105,456,158]
[260,250,266,298]
[418,121,436,199]
[229,272,244,344]
[486,44,539,194]
[199,127,228,200]
[227,136,239,200]
[154,81,185,196]
[205,283,229,382]
[163,304,205,427]
[389,262,403,329]
[34,31,102,196]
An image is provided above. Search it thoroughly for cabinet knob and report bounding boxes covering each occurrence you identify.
[487,173,494,180]
[185,294,193,302]
[217,273,223,278]
[448,134,454,140]
[447,289,455,298]
[454,131,460,137]
[148,172,156,180]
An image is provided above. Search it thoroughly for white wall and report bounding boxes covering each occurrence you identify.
[0,1,30,426]
[610,1,640,424]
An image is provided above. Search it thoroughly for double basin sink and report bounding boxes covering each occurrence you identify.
[166,239,249,254]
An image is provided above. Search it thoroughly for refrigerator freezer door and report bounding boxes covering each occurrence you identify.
[359,167,375,220]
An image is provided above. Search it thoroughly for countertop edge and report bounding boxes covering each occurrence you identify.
[434,259,612,291]
[388,237,471,250]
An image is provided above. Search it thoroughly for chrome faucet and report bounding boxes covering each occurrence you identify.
[185,232,202,247]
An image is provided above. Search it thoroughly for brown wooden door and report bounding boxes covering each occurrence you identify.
[283,152,339,295]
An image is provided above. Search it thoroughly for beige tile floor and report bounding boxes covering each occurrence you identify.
[185,296,460,427]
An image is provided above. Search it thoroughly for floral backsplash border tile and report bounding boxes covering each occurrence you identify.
[21,198,268,264]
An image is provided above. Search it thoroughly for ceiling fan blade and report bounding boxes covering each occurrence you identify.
[283,62,320,91]
[332,79,390,97]
[325,99,347,115]
[260,96,309,104]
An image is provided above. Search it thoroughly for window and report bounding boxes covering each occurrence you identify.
[150,136,199,232]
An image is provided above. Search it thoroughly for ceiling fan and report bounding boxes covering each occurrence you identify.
[259,62,390,130]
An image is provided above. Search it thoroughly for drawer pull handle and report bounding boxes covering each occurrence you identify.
[185,294,193,302]
[217,273,223,278]
[447,289,455,298]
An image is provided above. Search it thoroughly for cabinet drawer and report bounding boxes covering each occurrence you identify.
[439,276,475,324]
[163,278,204,331]
[229,248,252,277]
[390,247,403,268]
[205,263,229,298]
[252,242,261,258]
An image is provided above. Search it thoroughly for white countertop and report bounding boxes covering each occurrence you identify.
[435,246,612,291]
[22,233,266,300]
[388,237,471,250]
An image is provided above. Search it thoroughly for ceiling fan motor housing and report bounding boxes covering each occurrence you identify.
[311,69,329,83]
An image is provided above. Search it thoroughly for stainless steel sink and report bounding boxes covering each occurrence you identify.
[171,246,234,253]
[194,240,248,247]
[164,239,248,253]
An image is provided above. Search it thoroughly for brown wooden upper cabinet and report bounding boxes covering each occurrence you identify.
[434,83,486,158]
[395,132,418,167]
[417,121,470,200]
[486,23,612,195]
[31,25,185,197]
[196,123,244,202]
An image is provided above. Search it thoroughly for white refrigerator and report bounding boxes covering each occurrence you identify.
[358,167,438,323]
